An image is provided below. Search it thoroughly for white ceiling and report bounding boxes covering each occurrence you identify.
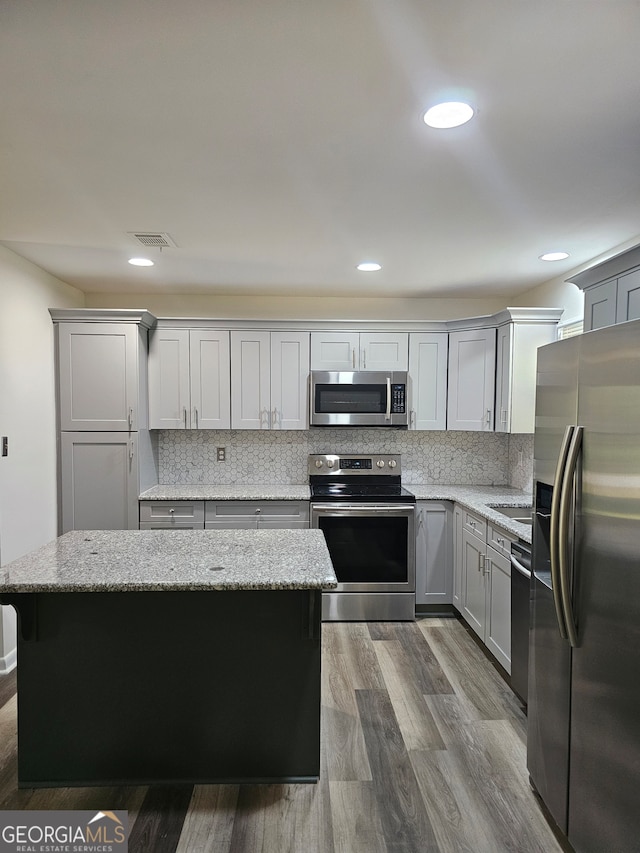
[1,0,640,299]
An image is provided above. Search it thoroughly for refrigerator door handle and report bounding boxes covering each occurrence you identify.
[558,425,583,648]
[550,424,574,640]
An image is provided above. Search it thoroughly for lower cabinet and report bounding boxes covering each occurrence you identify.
[415,501,452,607]
[455,504,512,673]
[205,500,309,529]
[61,432,147,532]
[139,499,310,530]
[139,500,205,529]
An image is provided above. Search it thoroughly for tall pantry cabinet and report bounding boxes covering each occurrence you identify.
[50,310,158,533]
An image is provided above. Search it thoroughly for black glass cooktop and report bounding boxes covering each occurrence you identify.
[310,483,416,502]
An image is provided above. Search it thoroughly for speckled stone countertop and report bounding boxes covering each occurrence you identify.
[408,485,532,543]
[0,529,338,593]
[140,485,311,501]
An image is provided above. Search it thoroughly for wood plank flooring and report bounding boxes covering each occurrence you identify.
[0,617,564,853]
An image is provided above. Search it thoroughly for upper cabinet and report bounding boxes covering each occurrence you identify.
[447,328,496,431]
[494,310,563,434]
[55,317,151,431]
[568,243,640,331]
[310,332,408,371]
[231,331,310,430]
[408,333,448,430]
[148,329,231,429]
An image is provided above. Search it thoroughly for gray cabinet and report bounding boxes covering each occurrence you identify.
[568,243,640,331]
[583,279,617,331]
[494,310,562,433]
[139,500,205,529]
[446,328,496,430]
[408,333,448,430]
[231,331,310,430]
[310,332,408,371]
[147,328,231,429]
[205,500,310,529]
[456,504,512,672]
[61,432,141,532]
[616,268,640,324]
[56,321,147,431]
[415,501,452,607]
[52,310,158,533]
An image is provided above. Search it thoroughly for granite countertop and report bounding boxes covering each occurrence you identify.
[0,529,338,593]
[140,485,311,501]
[408,485,533,543]
[139,483,533,542]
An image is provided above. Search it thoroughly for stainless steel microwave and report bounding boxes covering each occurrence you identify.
[310,371,409,427]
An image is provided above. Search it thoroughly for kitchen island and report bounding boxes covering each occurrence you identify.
[0,529,337,788]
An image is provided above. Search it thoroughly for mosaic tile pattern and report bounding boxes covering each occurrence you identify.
[156,429,525,487]
[508,433,534,495]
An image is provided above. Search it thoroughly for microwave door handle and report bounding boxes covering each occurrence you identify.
[385,377,391,420]
[550,424,574,640]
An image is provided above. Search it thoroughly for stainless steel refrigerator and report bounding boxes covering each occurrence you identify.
[528,318,640,852]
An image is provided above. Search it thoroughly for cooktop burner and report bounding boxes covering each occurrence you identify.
[310,482,416,502]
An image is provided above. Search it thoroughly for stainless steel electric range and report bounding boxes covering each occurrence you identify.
[309,453,416,621]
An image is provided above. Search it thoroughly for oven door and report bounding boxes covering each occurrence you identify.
[311,503,415,592]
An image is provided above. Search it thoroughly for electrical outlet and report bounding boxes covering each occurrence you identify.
[217,446,226,462]
[1,436,7,457]
[518,449,524,465]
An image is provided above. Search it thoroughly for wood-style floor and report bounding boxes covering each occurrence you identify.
[0,617,564,853]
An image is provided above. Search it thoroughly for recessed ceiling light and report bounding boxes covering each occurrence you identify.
[128,257,154,267]
[539,252,570,261]
[357,262,382,272]
[423,101,474,129]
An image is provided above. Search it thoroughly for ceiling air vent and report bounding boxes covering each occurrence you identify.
[127,232,177,248]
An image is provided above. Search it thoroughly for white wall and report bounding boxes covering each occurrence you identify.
[85,291,508,321]
[511,235,640,323]
[0,246,84,671]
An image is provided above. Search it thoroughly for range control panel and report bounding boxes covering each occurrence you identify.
[308,454,401,476]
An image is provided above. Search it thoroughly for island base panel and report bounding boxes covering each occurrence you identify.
[15,589,321,786]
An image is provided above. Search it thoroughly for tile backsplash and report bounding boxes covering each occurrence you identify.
[156,429,533,491]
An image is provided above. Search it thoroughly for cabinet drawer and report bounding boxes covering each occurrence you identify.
[139,521,205,530]
[139,501,205,524]
[462,509,486,541]
[487,522,514,558]
[205,500,310,528]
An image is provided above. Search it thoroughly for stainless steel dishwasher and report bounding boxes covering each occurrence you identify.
[510,539,532,705]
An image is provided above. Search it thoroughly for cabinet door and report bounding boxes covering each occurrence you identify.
[461,528,486,639]
[447,328,496,431]
[310,332,360,370]
[360,333,409,371]
[231,331,271,429]
[148,329,191,429]
[205,500,309,528]
[415,502,452,606]
[190,331,231,429]
[616,269,640,324]
[270,333,310,430]
[583,279,617,331]
[485,545,511,672]
[495,324,512,433]
[60,432,139,532]
[452,504,463,611]
[408,333,448,430]
[58,323,139,431]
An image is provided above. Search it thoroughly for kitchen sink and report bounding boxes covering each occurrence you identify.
[489,505,533,524]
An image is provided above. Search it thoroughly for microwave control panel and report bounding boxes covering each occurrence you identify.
[391,384,406,413]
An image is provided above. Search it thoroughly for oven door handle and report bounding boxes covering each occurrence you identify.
[311,504,415,513]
